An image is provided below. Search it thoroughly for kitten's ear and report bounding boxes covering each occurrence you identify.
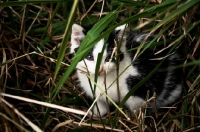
[70,24,85,53]
[115,24,127,31]
[115,24,128,42]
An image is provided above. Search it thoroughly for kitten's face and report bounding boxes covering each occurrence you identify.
[70,24,126,75]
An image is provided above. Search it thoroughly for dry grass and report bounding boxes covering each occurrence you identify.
[0,0,200,131]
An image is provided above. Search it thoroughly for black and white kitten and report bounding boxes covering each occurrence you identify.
[70,24,182,117]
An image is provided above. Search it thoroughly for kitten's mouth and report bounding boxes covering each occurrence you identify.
[98,72,103,75]
[98,67,104,75]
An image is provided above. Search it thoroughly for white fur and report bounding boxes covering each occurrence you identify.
[135,33,148,42]
[115,24,127,31]
[76,48,141,116]
[164,84,182,105]
[71,24,143,116]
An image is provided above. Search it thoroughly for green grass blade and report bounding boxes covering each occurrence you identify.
[53,0,79,80]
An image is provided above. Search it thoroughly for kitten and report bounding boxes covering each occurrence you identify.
[70,23,182,117]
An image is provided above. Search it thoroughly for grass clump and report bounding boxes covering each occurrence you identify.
[0,0,200,131]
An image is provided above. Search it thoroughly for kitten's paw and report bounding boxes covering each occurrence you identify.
[88,110,98,117]
[88,101,108,117]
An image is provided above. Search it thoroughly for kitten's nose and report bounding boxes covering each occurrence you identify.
[98,66,104,74]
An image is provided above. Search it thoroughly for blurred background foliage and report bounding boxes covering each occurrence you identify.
[0,0,200,131]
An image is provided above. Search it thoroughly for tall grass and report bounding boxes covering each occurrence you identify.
[0,0,200,131]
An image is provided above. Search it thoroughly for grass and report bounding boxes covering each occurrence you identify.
[0,0,200,131]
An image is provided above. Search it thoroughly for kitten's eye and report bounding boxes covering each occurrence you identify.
[86,54,94,61]
[79,39,83,44]
[105,56,110,62]
[74,47,79,53]
[75,38,83,44]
